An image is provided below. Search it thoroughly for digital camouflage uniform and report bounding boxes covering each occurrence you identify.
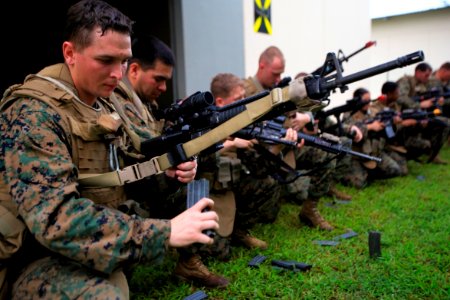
[341,106,406,189]
[281,145,336,204]
[0,64,171,299]
[243,76,336,231]
[113,80,184,218]
[397,75,449,161]
[236,76,287,226]
[113,81,232,261]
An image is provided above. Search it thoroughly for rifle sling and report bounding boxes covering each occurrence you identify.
[79,87,292,187]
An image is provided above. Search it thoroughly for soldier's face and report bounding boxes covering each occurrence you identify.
[416,69,432,83]
[260,56,284,89]
[132,59,173,104]
[216,86,245,107]
[64,27,132,106]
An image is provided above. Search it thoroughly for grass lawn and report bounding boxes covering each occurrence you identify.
[130,145,450,299]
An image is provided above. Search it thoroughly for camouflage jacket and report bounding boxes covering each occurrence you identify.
[0,63,170,275]
[396,75,429,110]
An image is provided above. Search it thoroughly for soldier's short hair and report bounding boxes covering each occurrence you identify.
[439,62,450,71]
[415,62,432,72]
[130,34,175,70]
[210,73,244,99]
[259,46,285,65]
[64,0,134,51]
[381,81,398,94]
[353,87,369,98]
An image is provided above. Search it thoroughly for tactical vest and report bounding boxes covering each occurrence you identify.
[0,63,127,213]
[243,76,264,97]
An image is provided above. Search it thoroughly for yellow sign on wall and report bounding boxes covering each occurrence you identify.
[254,0,272,35]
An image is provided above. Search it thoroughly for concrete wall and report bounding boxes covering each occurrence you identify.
[243,0,372,107]
[176,0,371,107]
[175,1,449,108]
[370,7,450,98]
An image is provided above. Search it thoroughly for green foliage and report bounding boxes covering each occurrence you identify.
[130,147,450,299]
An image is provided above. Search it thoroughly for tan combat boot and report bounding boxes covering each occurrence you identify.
[174,254,229,288]
[232,229,268,250]
[299,198,334,231]
[327,186,352,201]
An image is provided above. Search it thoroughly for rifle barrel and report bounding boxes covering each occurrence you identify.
[320,51,424,92]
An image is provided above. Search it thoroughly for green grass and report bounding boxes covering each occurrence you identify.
[129,146,450,299]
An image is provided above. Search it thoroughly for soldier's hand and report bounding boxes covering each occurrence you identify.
[367,120,385,132]
[165,159,197,183]
[420,98,434,109]
[350,125,363,143]
[402,118,418,127]
[287,112,312,131]
[233,137,255,149]
[169,198,219,247]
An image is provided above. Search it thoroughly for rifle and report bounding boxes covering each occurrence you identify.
[411,89,450,111]
[138,50,423,170]
[315,95,374,136]
[411,89,450,102]
[364,107,446,139]
[233,116,382,163]
[311,41,377,77]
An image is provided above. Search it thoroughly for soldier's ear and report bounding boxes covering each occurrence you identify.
[215,97,225,107]
[62,41,75,65]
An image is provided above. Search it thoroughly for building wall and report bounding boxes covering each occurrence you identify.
[370,7,450,98]
[174,0,245,98]
[175,2,449,107]
[178,0,371,107]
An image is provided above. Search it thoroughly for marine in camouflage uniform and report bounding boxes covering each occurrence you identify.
[0,1,218,298]
[243,46,336,231]
[0,66,170,300]
[207,73,271,250]
[112,35,229,287]
[428,62,450,122]
[341,88,407,189]
[396,62,449,163]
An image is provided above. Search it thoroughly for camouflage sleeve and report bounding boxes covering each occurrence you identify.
[1,98,171,274]
[396,76,420,110]
[122,100,154,140]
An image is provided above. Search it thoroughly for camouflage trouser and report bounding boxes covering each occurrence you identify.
[399,126,431,160]
[343,150,407,188]
[12,256,128,299]
[342,158,368,189]
[233,174,281,229]
[280,176,310,205]
[181,234,231,262]
[330,137,353,185]
[295,145,336,198]
[422,116,450,161]
[378,150,408,177]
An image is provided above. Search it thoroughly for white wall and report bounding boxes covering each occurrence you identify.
[370,7,450,98]
[175,1,449,108]
[176,0,372,106]
[242,0,372,107]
